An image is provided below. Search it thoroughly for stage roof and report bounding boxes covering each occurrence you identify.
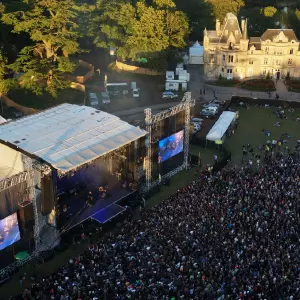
[0,104,147,173]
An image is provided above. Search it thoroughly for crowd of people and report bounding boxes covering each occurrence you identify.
[14,145,299,300]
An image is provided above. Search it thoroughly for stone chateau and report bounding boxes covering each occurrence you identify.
[203,12,300,80]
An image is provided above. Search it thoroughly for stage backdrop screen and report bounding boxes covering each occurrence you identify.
[0,213,20,251]
[158,130,184,163]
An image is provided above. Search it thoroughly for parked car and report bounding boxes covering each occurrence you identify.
[200,106,218,118]
[132,88,140,98]
[8,107,24,118]
[192,123,201,132]
[89,92,99,107]
[162,91,178,99]
[211,99,226,106]
[191,117,204,124]
[203,103,220,109]
[101,91,110,104]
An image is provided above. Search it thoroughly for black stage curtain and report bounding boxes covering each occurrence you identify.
[41,172,56,216]
[0,181,27,220]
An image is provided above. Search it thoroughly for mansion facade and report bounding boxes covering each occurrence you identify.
[203,13,300,80]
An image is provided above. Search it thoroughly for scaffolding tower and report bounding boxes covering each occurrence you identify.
[143,92,195,193]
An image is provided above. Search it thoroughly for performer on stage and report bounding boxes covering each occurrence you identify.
[98,186,107,199]
[86,191,94,206]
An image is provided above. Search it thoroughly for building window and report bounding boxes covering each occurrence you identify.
[290,49,294,54]
[228,55,234,63]
[264,58,268,65]
[222,55,225,63]
[222,68,224,72]
[265,47,269,54]
[248,68,253,76]
[263,69,267,76]
[276,60,281,65]
[210,54,214,63]
[249,59,254,65]
[251,50,254,54]
[288,59,292,65]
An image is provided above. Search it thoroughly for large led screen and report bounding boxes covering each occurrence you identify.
[0,213,20,251]
[158,130,184,163]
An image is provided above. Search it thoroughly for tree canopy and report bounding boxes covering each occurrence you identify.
[207,0,245,21]
[92,0,189,62]
[1,0,89,96]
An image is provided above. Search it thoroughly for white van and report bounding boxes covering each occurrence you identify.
[132,89,140,97]
[101,91,110,104]
[89,93,99,107]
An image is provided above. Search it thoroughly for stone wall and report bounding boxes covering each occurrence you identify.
[67,60,95,84]
[115,60,164,76]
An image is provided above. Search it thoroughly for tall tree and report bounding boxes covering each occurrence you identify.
[92,0,135,57]
[1,0,88,96]
[0,51,9,96]
[126,0,189,59]
[174,0,213,41]
[207,0,245,21]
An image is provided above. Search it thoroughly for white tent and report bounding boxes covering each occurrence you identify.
[189,41,204,65]
[206,111,236,141]
[0,104,147,173]
[0,115,7,125]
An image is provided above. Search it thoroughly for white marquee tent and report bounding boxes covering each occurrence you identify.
[189,41,204,65]
[0,104,147,173]
[206,111,236,142]
[0,115,7,125]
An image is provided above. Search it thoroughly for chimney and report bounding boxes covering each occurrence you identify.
[243,18,248,39]
[216,19,221,36]
[241,18,245,34]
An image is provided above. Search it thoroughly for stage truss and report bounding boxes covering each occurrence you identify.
[143,92,195,193]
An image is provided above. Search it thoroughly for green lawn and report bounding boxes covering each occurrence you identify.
[8,88,85,109]
[206,79,239,87]
[225,106,300,164]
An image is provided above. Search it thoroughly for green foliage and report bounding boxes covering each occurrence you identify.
[239,7,279,36]
[263,6,277,18]
[92,0,189,64]
[174,0,213,41]
[147,53,168,71]
[266,71,270,80]
[218,74,222,80]
[92,0,135,52]
[0,50,16,95]
[207,0,245,21]
[1,0,89,97]
[295,9,300,21]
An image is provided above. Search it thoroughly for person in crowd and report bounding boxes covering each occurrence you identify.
[18,148,300,300]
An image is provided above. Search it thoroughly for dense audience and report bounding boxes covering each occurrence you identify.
[16,146,300,299]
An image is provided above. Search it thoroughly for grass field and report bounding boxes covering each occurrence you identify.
[225,105,300,164]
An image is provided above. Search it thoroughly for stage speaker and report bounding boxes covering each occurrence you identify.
[41,175,55,216]
[18,204,34,237]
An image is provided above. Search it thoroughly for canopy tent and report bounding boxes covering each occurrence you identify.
[206,111,236,142]
[189,41,204,65]
[0,115,7,125]
[0,104,147,174]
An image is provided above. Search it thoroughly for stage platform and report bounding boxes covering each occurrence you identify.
[58,184,134,231]
[91,204,125,224]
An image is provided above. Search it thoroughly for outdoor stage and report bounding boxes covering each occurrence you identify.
[57,181,133,230]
